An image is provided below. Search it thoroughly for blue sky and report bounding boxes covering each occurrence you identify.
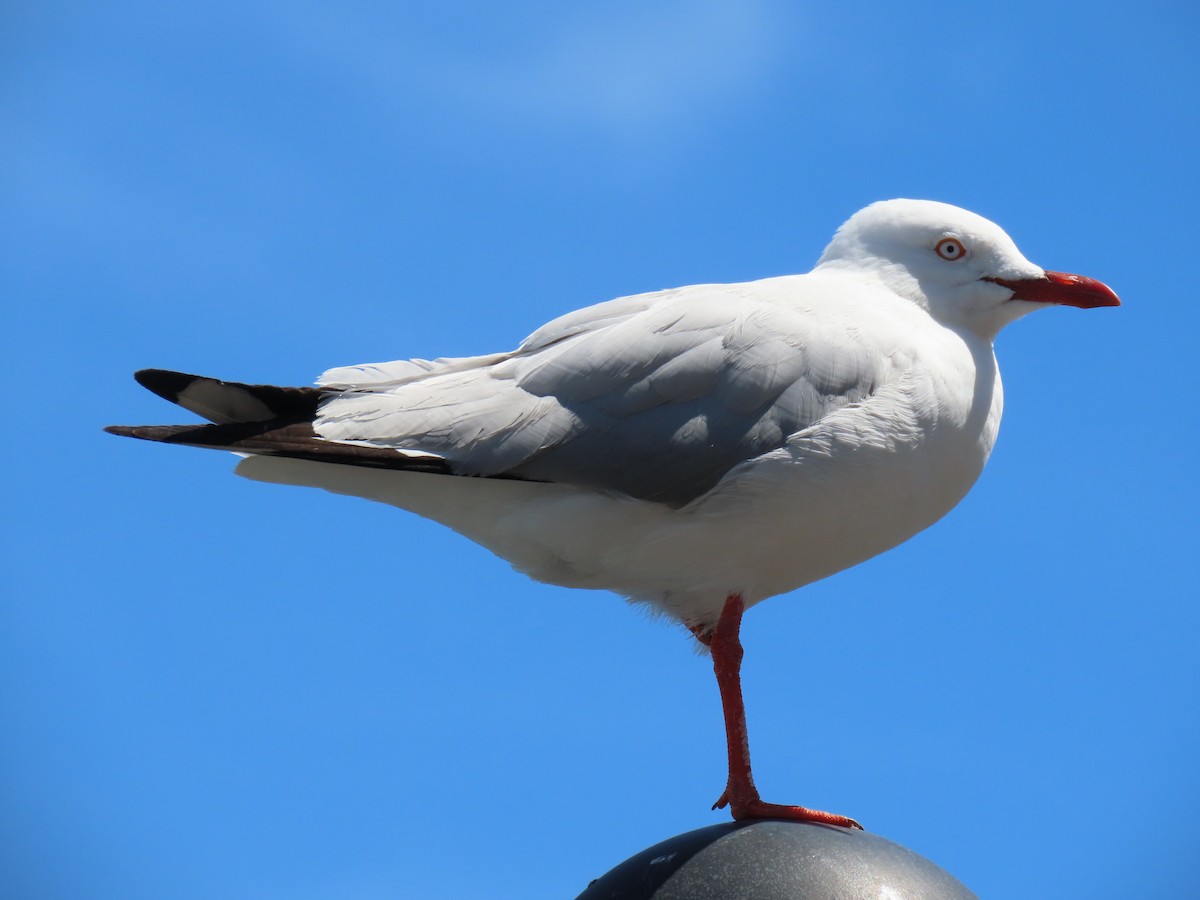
[3,2,1198,897]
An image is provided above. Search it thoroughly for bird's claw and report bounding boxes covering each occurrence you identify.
[713,787,862,829]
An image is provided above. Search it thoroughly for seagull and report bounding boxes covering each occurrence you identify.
[107,199,1119,830]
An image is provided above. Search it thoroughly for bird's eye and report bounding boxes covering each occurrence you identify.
[935,237,967,260]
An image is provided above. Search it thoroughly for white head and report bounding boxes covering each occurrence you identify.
[815,199,1119,338]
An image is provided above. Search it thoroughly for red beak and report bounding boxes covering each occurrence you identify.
[986,271,1121,309]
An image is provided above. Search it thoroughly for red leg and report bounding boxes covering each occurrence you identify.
[706,594,862,829]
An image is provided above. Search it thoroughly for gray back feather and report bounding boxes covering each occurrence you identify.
[316,280,887,506]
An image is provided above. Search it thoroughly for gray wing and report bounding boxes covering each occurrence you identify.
[316,280,889,507]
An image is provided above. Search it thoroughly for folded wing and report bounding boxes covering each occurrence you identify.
[314,280,889,506]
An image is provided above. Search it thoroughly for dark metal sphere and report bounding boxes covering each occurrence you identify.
[578,820,976,899]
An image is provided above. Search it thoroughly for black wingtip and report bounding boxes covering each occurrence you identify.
[130,369,322,423]
[104,423,219,444]
[134,369,202,403]
[104,423,191,441]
